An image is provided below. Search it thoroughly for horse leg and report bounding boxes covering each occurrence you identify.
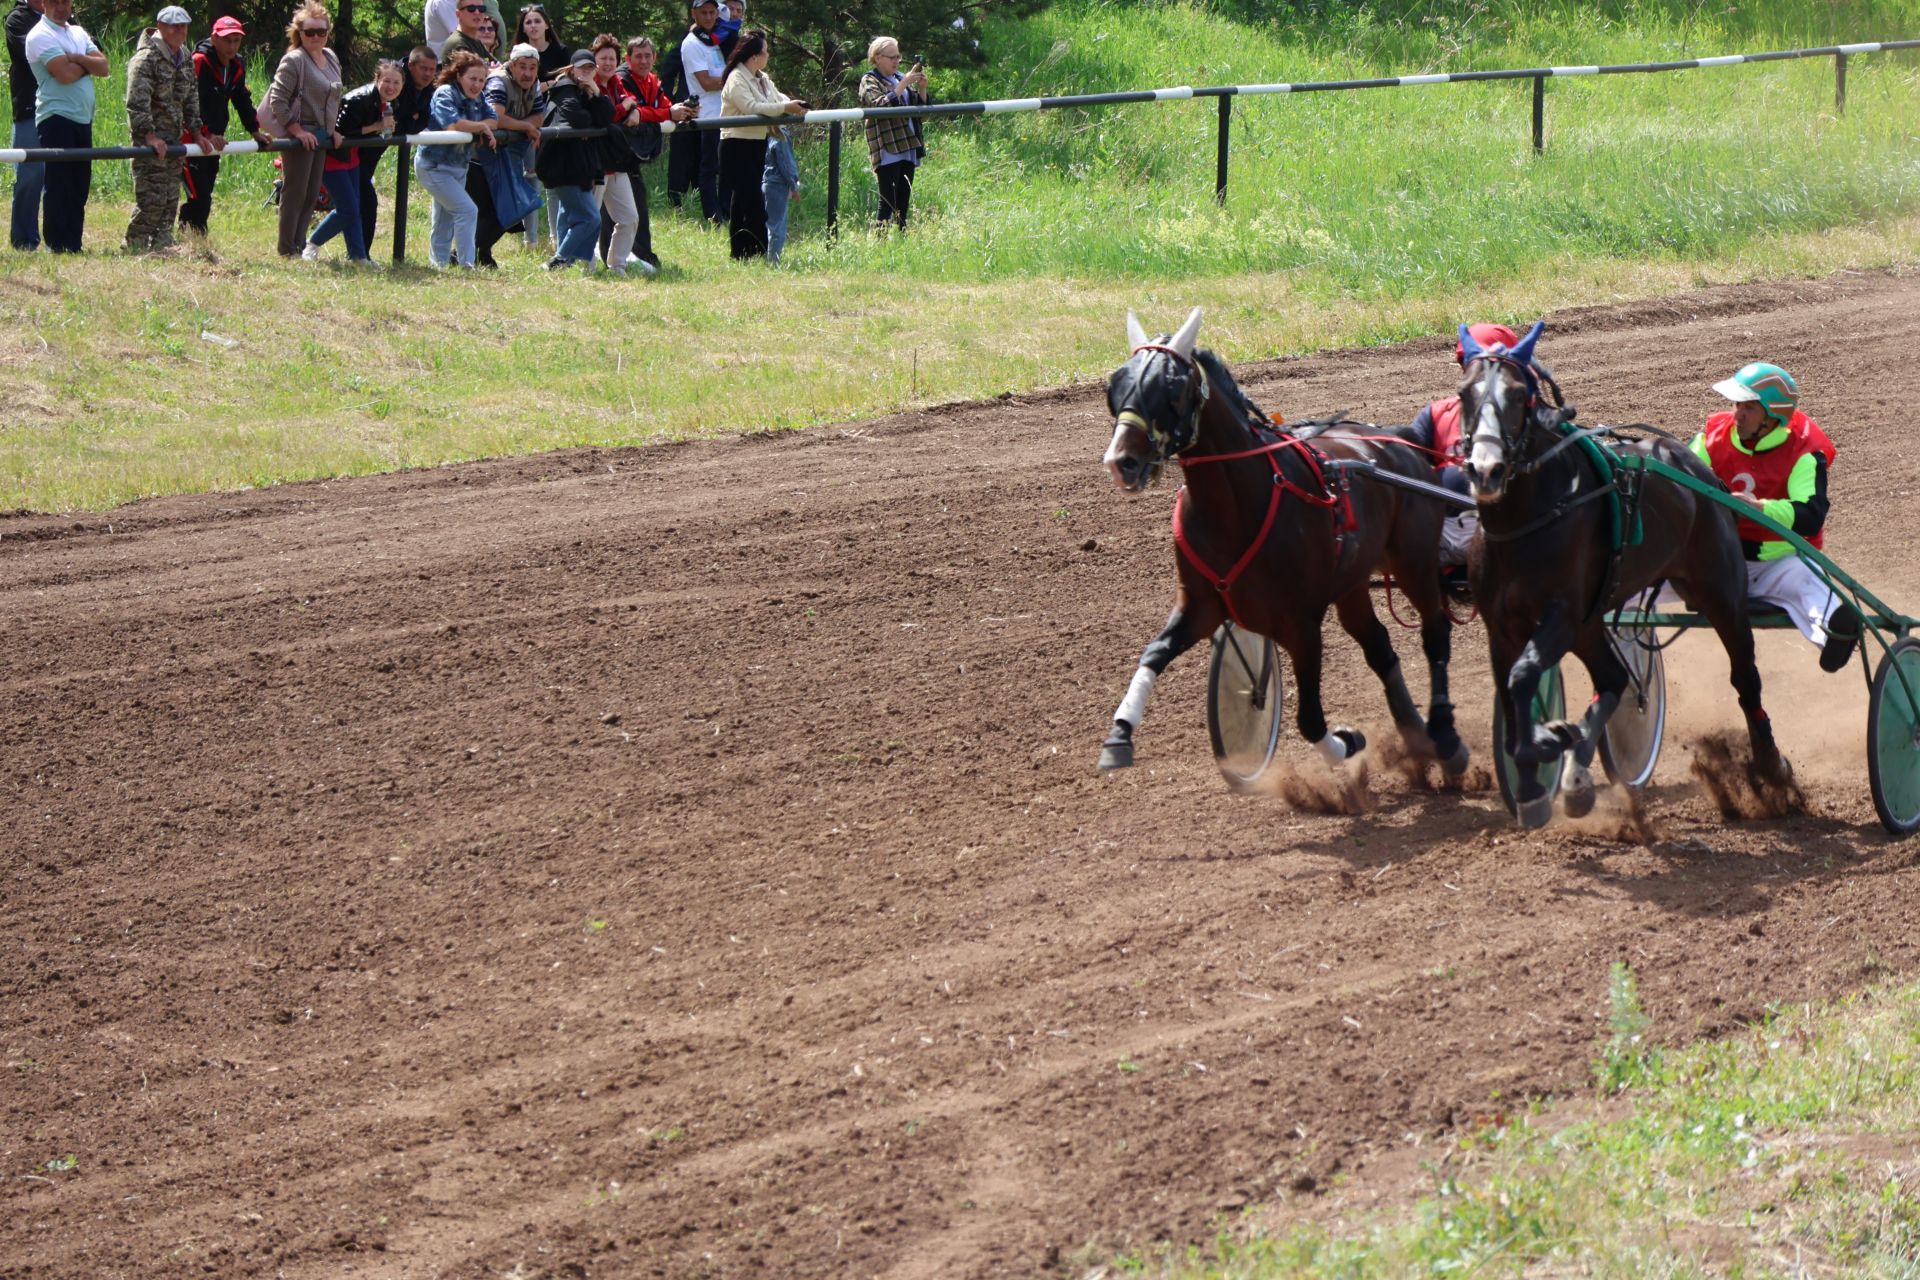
[1290,612,1366,767]
[1099,598,1223,770]
[1332,588,1427,752]
[1689,579,1791,785]
[1376,560,1469,777]
[1557,629,1631,819]
[1507,604,1580,829]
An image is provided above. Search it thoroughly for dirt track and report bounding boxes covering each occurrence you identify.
[5,270,1920,1279]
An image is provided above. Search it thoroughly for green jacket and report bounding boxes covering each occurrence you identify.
[125,26,200,143]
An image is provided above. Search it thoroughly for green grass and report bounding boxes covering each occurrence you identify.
[2,1,1919,510]
[1099,969,1920,1278]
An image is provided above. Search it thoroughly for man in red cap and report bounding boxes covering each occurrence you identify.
[178,11,266,236]
[1403,322,1520,598]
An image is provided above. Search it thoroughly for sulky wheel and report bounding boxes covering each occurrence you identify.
[1207,622,1286,790]
[1867,636,1920,836]
[1493,663,1567,819]
[1599,625,1666,790]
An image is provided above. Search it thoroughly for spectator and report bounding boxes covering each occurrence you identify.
[513,3,568,77]
[265,1,342,258]
[124,5,216,252]
[661,4,695,210]
[617,34,690,271]
[472,42,541,266]
[305,58,398,264]
[533,47,609,270]
[717,28,802,260]
[392,42,436,135]
[439,1,496,62]
[24,0,107,253]
[6,0,45,250]
[858,36,926,230]
[588,32,641,273]
[762,121,797,263]
[678,0,726,222]
[414,48,495,268]
[179,15,266,237]
[424,0,501,59]
[714,0,742,53]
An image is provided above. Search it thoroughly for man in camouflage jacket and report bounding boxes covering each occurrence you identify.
[124,3,217,250]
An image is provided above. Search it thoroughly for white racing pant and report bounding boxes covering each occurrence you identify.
[1440,512,1478,567]
[1633,552,1840,648]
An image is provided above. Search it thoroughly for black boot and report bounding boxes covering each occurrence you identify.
[1820,602,1862,673]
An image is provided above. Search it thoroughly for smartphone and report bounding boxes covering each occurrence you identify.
[910,57,924,69]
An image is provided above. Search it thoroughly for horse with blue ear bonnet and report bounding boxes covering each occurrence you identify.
[1456,319,1793,827]
[1097,306,1470,784]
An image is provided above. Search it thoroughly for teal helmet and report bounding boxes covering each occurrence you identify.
[1712,362,1799,426]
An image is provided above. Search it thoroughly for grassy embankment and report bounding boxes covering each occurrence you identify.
[1106,964,1920,1278]
[0,0,1917,509]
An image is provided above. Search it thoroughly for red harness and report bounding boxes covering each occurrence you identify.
[1172,432,1353,628]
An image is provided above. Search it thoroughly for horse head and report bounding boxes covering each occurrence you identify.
[1458,319,1546,503]
[1103,306,1207,493]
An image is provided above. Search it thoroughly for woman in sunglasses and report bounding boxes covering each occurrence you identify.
[266,0,344,258]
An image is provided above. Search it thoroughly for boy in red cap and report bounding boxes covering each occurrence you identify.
[178,12,267,236]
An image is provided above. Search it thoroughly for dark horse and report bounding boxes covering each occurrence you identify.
[1097,307,1468,778]
[1458,321,1789,828]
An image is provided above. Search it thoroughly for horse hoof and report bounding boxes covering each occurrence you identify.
[1098,742,1134,770]
[1333,727,1367,757]
[1562,780,1596,820]
[1439,739,1470,778]
[1517,794,1554,830]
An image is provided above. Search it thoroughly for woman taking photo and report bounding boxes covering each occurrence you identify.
[415,49,498,269]
[717,28,804,260]
[305,58,402,264]
[266,1,343,258]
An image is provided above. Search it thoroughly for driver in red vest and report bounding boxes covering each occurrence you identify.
[1404,322,1518,599]
[1690,361,1859,672]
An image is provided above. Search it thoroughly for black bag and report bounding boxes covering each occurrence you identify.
[621,121,663,166]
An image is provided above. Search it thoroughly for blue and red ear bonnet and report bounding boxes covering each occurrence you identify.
[1457,319,1546,404]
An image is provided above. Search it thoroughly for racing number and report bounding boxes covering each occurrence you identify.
[1728,472,1757,497]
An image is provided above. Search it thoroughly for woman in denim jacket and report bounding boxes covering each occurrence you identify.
[414,49,498,268]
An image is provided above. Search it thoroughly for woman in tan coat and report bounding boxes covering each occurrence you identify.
[266,0,344,257]
[718,29,804,260]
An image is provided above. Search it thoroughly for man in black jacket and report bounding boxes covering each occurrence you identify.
[391,43,437,136]
[178,14,265,236]
[6,0,44,249]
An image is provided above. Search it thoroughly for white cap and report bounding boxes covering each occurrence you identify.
[156,5,191,22]
[508,41,537,61]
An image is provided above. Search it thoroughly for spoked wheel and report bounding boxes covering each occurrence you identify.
[1493,664,1567,818]
[1207,622,1286,790]
[1867,636,1920,836]
[1599,625,1666,789]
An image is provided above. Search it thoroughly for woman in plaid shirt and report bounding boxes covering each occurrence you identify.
[858,35,926,229]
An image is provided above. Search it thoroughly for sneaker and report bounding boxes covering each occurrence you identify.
[348,257,384,270]
[1819,602,1863,673]
[626,256,657,277]
[545,255,574,271]
[300,243,321,261]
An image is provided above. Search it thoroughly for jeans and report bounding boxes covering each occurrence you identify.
[415,157,477,267]
[37,114,91,253]
[551,183,599,263]
[10,118,45,249]
[764,174,792,263]
[310,165,369,259]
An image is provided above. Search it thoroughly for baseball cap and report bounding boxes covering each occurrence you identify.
[567,46,595,67]
[210,14,243,34]
[508,41,537,60]
[157,4,191,23]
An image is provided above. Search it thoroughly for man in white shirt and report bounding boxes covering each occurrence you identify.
[678,0,726,222]
[24,0,106,252]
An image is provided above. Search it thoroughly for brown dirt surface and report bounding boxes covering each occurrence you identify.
[6,269,1920,1280]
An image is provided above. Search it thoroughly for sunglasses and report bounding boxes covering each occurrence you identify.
[301,25,329,34]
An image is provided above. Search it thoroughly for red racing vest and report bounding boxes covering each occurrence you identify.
[1700,409,1836,550]
[1426,397,1464,463]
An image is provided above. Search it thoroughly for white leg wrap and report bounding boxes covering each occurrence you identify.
[1115,666,1157,729]
[1314,734,1349,766]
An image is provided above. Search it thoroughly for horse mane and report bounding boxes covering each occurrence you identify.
[1193,347,1261,427]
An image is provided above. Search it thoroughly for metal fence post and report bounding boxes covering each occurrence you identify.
[392,141,409,265]
[1214,95,1230,205]
[826,120,842,237]
[1531,74,1545,153]
[1835,51,1849,114]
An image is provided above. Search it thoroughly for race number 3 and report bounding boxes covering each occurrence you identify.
[1729,472,1757,497]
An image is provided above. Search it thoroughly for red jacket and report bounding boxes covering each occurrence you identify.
[1700,408,1835,550]
[1424,397,1465,463]
[618,67,674,122]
